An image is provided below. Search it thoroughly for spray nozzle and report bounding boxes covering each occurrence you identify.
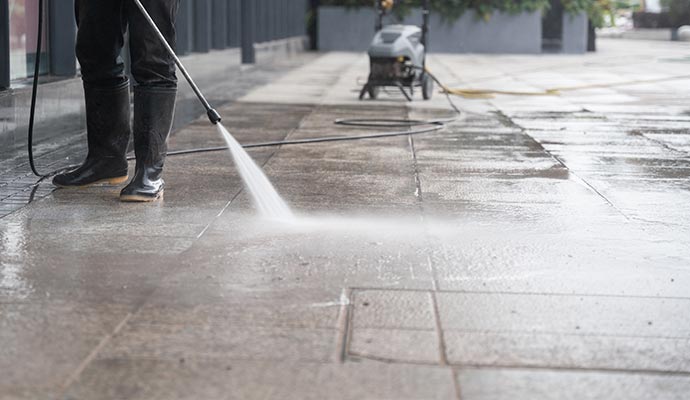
[207,109,222,124]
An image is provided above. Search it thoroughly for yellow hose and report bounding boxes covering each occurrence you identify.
[426,67,690,99]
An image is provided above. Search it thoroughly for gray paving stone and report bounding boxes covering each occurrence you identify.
[64,359,457,400]
[436,292,690,336]
[445,331,690,372]
[0,301,133,399]
[100,324,338,363]
[351,290,436,330]
[0,253,175,305]
[132,288,342,330]
[456,368,690,400]
[349,328,440,364]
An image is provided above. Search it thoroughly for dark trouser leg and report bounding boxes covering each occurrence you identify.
[53,0,131,188]
[74,0,129,86]
[127,0,179,88]
[120,0,179,202]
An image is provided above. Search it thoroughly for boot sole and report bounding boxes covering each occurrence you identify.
[120,190,164,203]
[54,175,129,189]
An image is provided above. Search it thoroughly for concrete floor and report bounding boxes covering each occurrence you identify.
[2,39,690,399]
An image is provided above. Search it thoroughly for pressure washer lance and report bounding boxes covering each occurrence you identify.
[132,0,221,124]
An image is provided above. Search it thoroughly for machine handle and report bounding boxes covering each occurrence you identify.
[421,0,429,50]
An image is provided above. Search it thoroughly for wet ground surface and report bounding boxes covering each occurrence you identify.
[1,39,690,399]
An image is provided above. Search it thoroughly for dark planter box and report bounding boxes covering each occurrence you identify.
[633,12,673,29]
[318,6,543,54]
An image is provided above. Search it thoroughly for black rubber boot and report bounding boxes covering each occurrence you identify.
[52,80,131,187]
[120,86,176,202]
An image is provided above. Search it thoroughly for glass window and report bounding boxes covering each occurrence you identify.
[9,0,49,81]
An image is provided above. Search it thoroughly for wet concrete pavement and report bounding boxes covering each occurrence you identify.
[2,39,690,399]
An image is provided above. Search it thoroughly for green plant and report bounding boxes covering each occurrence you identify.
[570,0,615,27]
[318,0,628,25]
[319,0,551,21]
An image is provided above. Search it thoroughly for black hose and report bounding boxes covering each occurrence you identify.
[27,0,80,183]
[157,69,463,158]
[27,0,44,177]
[157,122,446,159]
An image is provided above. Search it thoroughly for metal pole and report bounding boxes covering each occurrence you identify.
[375,0,383,32]
[0,0,9,89]
[212,0,228,49]
[132,0,221,124]
[49,0,77,76]
[193,0,212,52]
[176,0,193,55]
[228,0,240,47]
[240,0,255,64]
[421,0,429,50]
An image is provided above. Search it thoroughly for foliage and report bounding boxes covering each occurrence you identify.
[564,0,614,26]
[319,0,550,21]
[319,0,630,26]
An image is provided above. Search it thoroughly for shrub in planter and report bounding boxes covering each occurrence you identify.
[320,0,616,26]
[562,0,616,27]
[662,0,690,28]
[319,0,550,21]
[632,11,673,29]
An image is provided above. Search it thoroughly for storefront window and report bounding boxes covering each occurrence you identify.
[9,0,49,81]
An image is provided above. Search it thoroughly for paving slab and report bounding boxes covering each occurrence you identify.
[456,368,690,400]
[63,359,458,400]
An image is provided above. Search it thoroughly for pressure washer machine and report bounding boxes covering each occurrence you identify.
[359,0,433,102]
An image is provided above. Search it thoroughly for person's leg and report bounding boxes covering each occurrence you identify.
[53,0,131,188]
[120,0,179,202]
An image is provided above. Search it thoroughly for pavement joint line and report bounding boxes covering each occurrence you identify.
[346,351,449,367]
[426,254,439,292]
[552,153,630,219]
[196,197,238,240]
[451,368,463,400]
[406,114,442,291]
[427,329,690,341]
[630,215,688,227]
[430,291,450,367]
[343,290,359,363]
[495,109,633,221]
[406,107,449,293]
[341,352,690,376]
[336,287,353,363]
[347,287,690,301]
[58,312,134,395]
[408,135,425,206]
[453,363,690,377]
[347,326,439,333]
[639,132,690,156]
